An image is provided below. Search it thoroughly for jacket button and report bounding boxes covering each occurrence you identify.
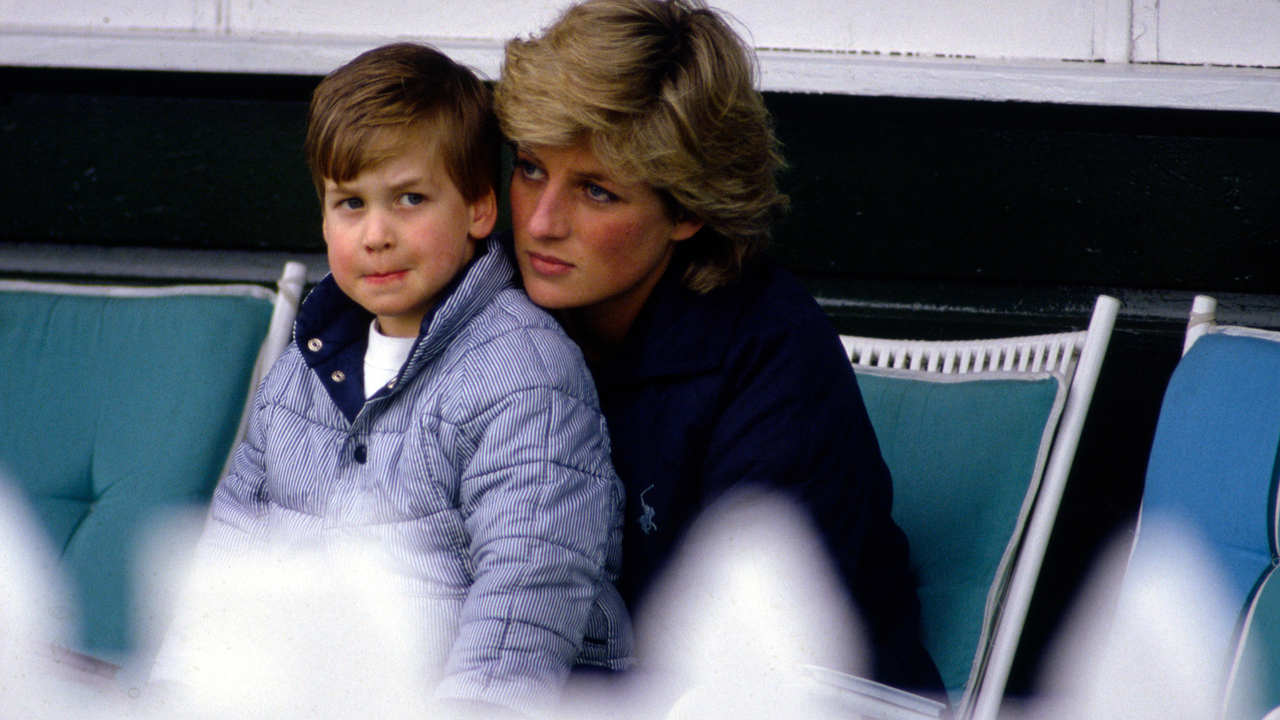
[331,370,346,383]
[307,338,323,352]
[354,445,368,464]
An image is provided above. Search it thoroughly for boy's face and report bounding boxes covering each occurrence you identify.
[322,143,496,337]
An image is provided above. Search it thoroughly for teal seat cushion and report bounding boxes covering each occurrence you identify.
[0,288,273,660]
[855,368,1065,703]
[1228,566,1280,720]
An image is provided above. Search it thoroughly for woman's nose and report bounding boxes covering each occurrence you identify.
[526,186,569,240]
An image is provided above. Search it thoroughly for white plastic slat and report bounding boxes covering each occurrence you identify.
[842,327,1098,380]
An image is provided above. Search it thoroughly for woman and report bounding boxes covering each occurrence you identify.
[495,0,945,696]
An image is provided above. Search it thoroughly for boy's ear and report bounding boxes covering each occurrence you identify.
[319,187,333,245]
[468,188,498,240]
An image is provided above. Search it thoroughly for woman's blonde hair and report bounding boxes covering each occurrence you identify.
[495,0,789,292]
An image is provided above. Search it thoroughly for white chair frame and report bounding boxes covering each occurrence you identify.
[222,261,307,476]
[840,294,1120,720]
[1184,294,1280,356]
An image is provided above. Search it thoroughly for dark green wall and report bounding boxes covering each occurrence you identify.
[4,66,1279,697]
[0,69,321,252]
[771,93,1280,291]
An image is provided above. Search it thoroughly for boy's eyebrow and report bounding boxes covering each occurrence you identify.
[323,177,353,193]
[324,171,438,194]
[385,175,433,192]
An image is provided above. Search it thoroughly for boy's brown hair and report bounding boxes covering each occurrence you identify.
[306,42,499,205]
[496,0,789,293]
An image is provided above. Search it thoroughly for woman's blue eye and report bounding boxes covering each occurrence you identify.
[515,159,545,181]
[585,183,616,202]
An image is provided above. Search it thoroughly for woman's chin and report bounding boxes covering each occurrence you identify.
[522,282,581,312]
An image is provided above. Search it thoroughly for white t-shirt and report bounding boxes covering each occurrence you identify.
[364,320,416,398]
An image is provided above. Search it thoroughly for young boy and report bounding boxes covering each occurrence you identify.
[157,43,632,716]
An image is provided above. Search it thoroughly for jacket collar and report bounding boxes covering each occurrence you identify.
[404,236,513,376]
[295,235,513,422]
[598,251,746,382]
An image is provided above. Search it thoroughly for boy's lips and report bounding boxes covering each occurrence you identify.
[364,269,408,283]
[526,251,574,277]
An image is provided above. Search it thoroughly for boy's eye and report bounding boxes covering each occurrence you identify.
[400,193,425,206]
[338,197,363,210]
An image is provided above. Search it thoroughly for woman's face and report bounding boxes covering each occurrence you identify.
[509,141,702,346]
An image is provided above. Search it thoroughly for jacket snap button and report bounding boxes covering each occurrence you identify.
[307,338,323,352]
[331,370,346,383]
[354,445,368,464]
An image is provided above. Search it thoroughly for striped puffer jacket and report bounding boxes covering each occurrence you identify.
[189,236,632,715]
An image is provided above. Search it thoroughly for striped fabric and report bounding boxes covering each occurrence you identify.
[168,237,632,715]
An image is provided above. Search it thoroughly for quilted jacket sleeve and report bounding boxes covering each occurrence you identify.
[433,325,624,716]
[197,381,273,557]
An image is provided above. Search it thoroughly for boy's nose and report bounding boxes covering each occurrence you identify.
[362,212,396,251]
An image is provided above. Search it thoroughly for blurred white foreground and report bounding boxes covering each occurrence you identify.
[566,490,872,720]
[1036,514,1257,720]
[0,478,1269,720]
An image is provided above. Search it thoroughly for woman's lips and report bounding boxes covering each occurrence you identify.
[527,252,574,277]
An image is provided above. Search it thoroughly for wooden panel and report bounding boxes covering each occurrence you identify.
[1157,0,1280,67]
[723,0,1103,60]
[0,0,219,31]
[223,0,553,40]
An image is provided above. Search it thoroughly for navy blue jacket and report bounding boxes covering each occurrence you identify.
[588,249,944,695]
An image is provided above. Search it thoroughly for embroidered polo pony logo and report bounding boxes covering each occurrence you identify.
[638,484,658,535]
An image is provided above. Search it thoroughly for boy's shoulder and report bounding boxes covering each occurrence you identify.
[446,235,566,342]
[458,285,584,361]
[444,286,597,401]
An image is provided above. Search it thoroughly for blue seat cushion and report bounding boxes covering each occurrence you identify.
[1141,333,1280,618]
[855,368,1065,702]
[1140,333,1280,717]
[0,287,273,660]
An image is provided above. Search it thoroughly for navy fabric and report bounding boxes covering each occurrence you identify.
[182,237,633,715]
[583,245,945,696]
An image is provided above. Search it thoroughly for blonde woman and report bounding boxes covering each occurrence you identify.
[496,0,945,697]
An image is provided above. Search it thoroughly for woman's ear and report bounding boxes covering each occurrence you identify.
[468,189,499,239]
[671,216,703,242]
